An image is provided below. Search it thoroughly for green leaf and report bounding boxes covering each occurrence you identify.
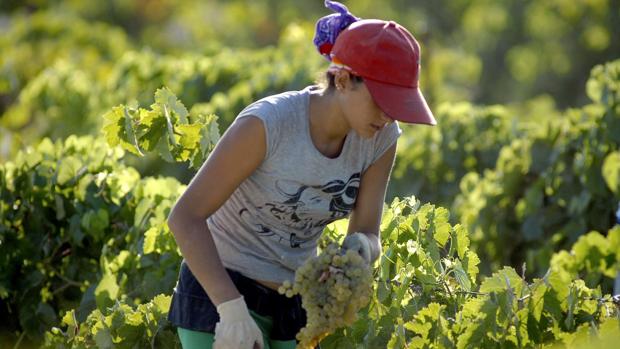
[453,261,472,292]
[94,328,113,349]
[515,307,531,347]
[434,222,451,248]
[151,294,171,314]
[423,219,441,270]
[380,247,395,281]
[528,281,547,322]
[134,198,153,228]
[543,270,569,320]
[479,267,524,296]
[143,226,159,255]
[176,124,202,149]
[572,231,609,266]
[102,106,124,147]
[407,336,426,348]
[61,310,78,338]
[457,298,498,349]
[602,151,620,194]
[319,333,356,349]
[597,318,620,347]
[432,207,451,247]
[80,209,109,241]
[56,156,82,185]
[123,106,144,156]
[95,273,119,310]
[36,302,58,327]
[608,226,620,261]
[54,193,65,220]
[207,114,221,144]
[454,224,469,260]
[463,251,480,281]
[124,311,143,326]
[155,87,189,124]
[155,136,174,162]
[377,281,390,304]
[387,317,407,349]
[138,109,166,151]
[394,266,413,304]
[404,321,432,338]
[162,103,178,148]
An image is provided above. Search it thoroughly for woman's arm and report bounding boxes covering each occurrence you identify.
[346,142,398,262]
[167,115,266,306]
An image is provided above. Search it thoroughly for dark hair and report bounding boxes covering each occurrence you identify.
[316,70,364,91]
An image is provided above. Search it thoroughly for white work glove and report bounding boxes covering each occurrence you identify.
[213,296,264,349]
[341,232,376,265]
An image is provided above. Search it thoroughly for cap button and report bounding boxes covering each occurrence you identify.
[388,21,397,27]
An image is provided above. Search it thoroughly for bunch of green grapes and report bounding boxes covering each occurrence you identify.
[278,242,373,349]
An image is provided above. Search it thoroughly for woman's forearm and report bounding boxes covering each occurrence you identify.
[167,213,241,306]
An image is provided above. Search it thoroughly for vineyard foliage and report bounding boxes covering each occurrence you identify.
[1,11,322,167]
[390,102,524,206]
[0,133,192,344]
[17,75,620,347]
[3,52,620,349]
[102,87,220,170]
[2,1,620,348]
[454,59,620,277]
[0,74,617,347]
[390,59,620,278]
[41,197,620,348]
[3,0,618,106]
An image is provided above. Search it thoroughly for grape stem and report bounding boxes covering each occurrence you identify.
[318,266,343,283]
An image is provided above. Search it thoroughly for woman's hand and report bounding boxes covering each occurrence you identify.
[342,232,379,264]
[214,296,264,349]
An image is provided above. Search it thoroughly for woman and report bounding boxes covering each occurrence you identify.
[166,1,436,348]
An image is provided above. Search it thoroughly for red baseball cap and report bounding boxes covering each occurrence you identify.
[331,19,436,125]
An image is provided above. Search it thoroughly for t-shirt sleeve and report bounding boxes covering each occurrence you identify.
[235,99,280,161]
[371,121,402,164]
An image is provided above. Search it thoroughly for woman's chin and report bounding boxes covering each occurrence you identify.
[355,127,378,139]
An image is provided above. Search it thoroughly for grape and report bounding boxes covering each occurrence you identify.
[278,242,373,349]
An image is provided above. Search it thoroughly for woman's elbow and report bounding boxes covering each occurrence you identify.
[166,203,188,236]
[166,202,208,236]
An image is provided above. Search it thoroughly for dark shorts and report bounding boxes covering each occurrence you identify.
[167,260,307,342]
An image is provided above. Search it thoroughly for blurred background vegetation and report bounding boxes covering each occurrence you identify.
[1,1,620,347]
[2,0,619,270]
[2,0,619,172]
[1,0,619,264]
[2,0,618,104]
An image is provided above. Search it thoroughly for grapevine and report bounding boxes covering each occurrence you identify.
[278,243,373,349]
[1,2,620,345]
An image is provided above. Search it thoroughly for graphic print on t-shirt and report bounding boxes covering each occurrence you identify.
[239,172,360,248]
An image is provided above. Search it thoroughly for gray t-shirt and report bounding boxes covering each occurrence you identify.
[207,86,402,283]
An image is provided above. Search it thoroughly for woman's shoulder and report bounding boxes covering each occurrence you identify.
[249,86,315,108]
[233,86,316,158]
[236,86,315,122]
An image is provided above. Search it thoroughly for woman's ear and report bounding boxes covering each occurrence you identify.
[334,69,352,91]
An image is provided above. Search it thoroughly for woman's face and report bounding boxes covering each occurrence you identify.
[335,71,394,138]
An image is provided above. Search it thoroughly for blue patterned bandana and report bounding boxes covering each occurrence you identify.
[313,0,360,61]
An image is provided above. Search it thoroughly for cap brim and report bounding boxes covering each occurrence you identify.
[364,78,436,125]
